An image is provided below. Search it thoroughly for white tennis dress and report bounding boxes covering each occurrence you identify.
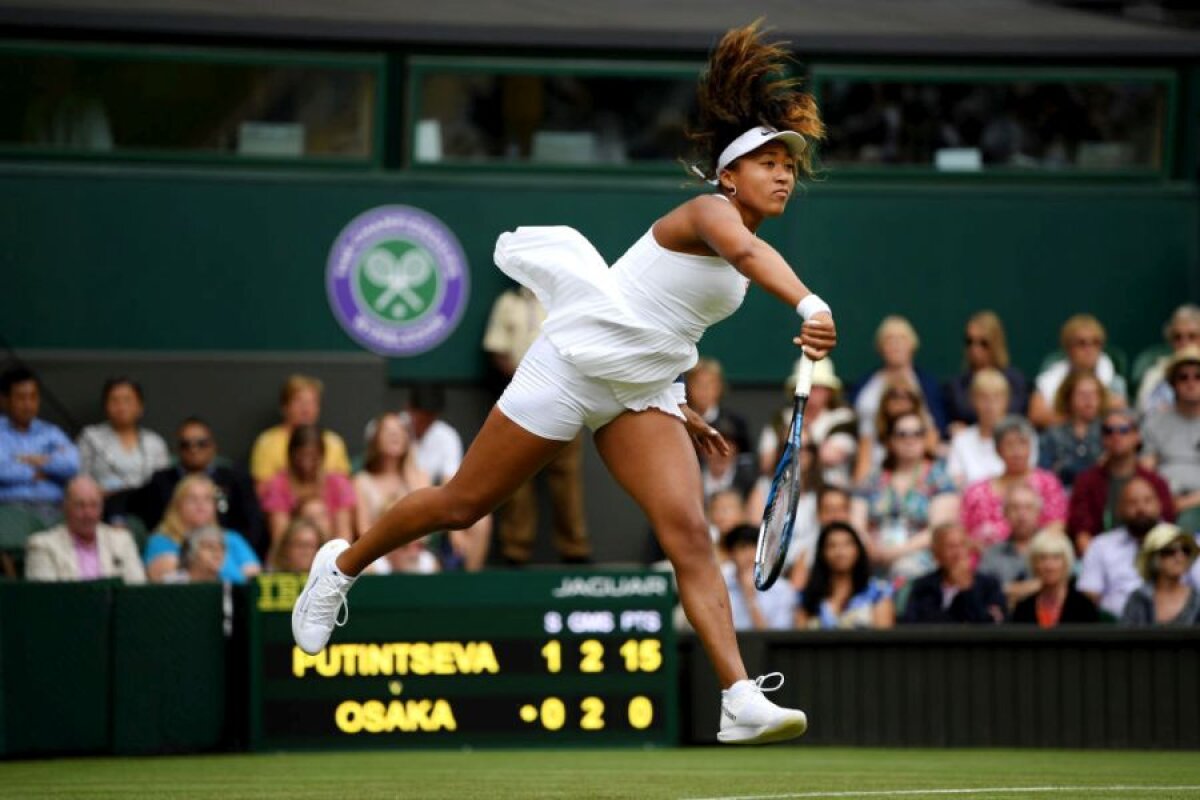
[492,223,750,440]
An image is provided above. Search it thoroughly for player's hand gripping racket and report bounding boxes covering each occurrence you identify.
[754,354,815,591]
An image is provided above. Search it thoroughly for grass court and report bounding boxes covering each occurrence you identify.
[4,747,1199,799]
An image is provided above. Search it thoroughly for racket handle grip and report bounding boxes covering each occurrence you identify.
[794,355,815,397]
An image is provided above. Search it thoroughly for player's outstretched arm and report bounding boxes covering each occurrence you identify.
[688,196,836,359]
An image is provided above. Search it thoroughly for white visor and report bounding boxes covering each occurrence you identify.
[714,126,807,177]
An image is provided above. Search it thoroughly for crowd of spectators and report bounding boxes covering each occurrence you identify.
[2,303,1199,630]
[696,304,1200,630]
[0,368,474,586]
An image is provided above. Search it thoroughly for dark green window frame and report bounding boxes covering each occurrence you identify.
[809,64,1179,181]
[404,55,705,176]
[0,40,387,170]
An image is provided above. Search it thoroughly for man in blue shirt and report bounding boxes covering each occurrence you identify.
[0,367,79,524]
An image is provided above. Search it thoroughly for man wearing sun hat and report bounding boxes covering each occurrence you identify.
[1119,523,1200,625]
[1142,346,1200,515]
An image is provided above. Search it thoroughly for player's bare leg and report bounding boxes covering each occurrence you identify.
[594,408,807,744]
[593,409,745,685]
[293,408,564,653]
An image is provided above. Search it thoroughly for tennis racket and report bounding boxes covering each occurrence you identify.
[754,354,815,591]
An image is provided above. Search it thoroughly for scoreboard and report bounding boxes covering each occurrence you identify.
[249,570,678,748]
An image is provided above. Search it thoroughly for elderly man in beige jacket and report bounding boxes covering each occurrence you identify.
[25,475,145,583]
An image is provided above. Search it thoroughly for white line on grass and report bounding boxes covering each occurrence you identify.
[681,785,1200,800]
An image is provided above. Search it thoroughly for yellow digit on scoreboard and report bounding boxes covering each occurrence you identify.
[541,640,562,673]
[579,639,604,673]
[580,697,605,730]
[540,697,565,731]
[619,639,662,672]
[628,696,654,730]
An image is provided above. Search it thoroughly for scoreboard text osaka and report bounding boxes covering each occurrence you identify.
[249,571,678,748]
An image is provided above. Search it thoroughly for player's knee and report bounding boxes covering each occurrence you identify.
[659,516,713,573]
[440,489,489,530]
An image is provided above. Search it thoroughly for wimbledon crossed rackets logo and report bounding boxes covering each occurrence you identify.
[358,243,438,322]
[327,205,469,356]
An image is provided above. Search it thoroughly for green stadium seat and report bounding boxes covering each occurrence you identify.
[1176,506,1200,535]
[119,514,149,553]
[1130,344,1171,393]
[0,505,54,578]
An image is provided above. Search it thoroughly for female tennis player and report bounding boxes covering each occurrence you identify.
[293,21,836,744]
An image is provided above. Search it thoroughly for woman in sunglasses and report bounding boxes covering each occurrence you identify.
[1121,523,1200,626]
[853,379,940,486]
[943,311,1029,434]
[855,411,958,580]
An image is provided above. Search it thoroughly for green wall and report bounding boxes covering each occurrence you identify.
[1,164,1195,384]
[0,581,226,758]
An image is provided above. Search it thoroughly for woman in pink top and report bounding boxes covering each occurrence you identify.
[260,424,356,545]
[961,415,1067,552]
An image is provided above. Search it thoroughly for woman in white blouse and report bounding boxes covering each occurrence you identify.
[948,369,1037,487]
[77,377,169,494]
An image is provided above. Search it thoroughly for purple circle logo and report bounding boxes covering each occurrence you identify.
[326,205,470,357]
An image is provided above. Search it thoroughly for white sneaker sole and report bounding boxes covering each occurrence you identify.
[718,712,808,745]
[291,541,346,655]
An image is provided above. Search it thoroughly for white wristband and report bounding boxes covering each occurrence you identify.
[796,294,832,320]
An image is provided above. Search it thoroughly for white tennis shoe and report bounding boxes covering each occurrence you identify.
[717,672,808,744]
[292,539,356,655]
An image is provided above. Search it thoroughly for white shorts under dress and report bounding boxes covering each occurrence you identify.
[492,221,749,441]
[497,335,686,441]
